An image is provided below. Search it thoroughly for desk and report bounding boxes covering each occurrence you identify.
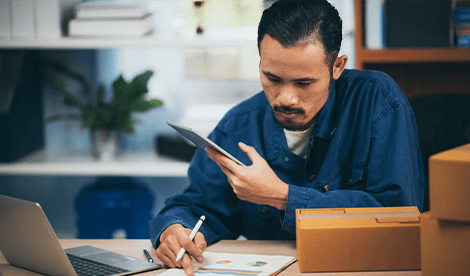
[0,240,421,276]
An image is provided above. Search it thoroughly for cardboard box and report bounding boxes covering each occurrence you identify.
[421,212,470,276]
[429,144,470,222]
[296,207,421,273]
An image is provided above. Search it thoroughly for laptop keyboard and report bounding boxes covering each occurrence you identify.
[67,254,131,276]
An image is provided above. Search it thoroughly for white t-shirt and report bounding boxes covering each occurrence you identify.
[283,124,314,159]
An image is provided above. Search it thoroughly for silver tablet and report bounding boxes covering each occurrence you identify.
[167,121,245,166]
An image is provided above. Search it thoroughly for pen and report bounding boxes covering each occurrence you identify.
[175,215,206,262]
[143,249,154,263]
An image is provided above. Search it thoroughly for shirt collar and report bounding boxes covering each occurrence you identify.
[312,79,338,139]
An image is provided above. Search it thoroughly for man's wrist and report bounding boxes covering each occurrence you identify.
[278,183,289,210]
[160,223,184,243]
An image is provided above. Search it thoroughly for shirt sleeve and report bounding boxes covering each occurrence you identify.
[148,146,243,249]
[281,103,424,232]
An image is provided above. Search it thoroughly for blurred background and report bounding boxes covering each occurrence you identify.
[0,0,355,239]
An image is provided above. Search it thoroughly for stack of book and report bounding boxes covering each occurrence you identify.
[455,7,470,47]
[68,1,154,37]
[420,144,470,276]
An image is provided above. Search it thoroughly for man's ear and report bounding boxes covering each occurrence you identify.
[332,55,348,80]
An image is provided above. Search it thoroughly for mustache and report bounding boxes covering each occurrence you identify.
[273,105,305,114]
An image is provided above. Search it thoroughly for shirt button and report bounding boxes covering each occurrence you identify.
[260,206,269,215]
[308,174,316,182]
[323,185,330,192]
[284,157,289,163]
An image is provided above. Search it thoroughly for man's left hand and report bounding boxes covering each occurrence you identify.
[205,142,288,210]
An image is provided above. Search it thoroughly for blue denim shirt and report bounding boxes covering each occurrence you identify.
[149,69,425,248]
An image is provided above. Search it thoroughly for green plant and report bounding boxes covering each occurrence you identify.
[44,61,163,134]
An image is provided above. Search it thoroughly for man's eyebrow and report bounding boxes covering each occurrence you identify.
[262,71,281,79]
[262,70,317,82]
[294,77,317,82]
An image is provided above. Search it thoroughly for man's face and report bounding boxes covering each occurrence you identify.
[259,35,333,131]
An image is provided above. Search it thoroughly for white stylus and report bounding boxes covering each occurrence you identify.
[175,215,206,262]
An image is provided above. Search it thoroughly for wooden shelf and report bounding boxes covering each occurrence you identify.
[358,48,470,64]
[0,149,190,177]
[0,33,256,50]
[354,0,470,98]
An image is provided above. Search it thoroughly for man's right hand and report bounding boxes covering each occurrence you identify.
[155,223,207,276]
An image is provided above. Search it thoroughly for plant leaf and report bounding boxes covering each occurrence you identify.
[112,75,129,102]
[81,106,98,129]
[64,94,81,107]
[115,116,134,134]
[44,60,91,98]
[96,83,106,106]
[128,70,153,101]
[129,97,163,113]
[148,99,163,107]
[55,79,63,90]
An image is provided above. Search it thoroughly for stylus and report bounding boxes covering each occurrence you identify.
[175,215,206,262]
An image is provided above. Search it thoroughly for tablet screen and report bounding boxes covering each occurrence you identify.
[167,121,245,166]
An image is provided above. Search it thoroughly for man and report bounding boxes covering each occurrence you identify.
[149,1,424,275]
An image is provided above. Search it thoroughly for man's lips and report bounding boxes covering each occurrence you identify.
[273,105,305,120]
[275,110,300,119]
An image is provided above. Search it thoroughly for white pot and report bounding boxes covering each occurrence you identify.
[91,128,121,162]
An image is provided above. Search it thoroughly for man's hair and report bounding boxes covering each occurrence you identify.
[257,0,342,69]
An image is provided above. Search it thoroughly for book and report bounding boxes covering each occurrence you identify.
[68,14,154,37]
[0,0,11,40]
[455,27,470,35]
[365,0,385,49]
[456,34,470,47]
[158,251,296,276]
[75,1,148,19]
[455,7,470,22]
[386,0,452,48]
[36,0,61,39]
[455,21,470,28]
[11,0,35,39]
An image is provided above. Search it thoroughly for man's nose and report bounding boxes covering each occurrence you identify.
[277,86,299,106]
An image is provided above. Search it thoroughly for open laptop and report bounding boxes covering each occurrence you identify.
[0,194,161,276]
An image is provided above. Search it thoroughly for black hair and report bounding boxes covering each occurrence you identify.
[258,0,342,69]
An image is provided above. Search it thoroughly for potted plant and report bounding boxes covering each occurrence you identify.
[44,61,163,161]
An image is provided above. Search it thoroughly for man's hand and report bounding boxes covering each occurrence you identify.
[155,224,207,276]
[206,142,288,210]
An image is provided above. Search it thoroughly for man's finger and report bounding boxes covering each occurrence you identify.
[181,253,195,276]
[194,232,207,252]
[238,142,259,163]
[156,244,178,268]
[206,147,235,173]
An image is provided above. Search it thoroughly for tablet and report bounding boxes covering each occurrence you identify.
[167,121,245,166]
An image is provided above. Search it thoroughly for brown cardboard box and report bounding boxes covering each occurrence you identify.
[421,212,470,276]
[296,207,421,273]
[429,144,470,222]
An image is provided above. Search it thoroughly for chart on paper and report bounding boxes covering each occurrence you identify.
[157,252,296,276]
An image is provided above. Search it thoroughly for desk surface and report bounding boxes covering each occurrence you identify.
[0,239,421,276]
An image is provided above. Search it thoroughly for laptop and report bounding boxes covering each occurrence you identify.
[0,194,161,276]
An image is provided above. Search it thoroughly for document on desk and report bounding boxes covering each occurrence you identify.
[159,252,296,276]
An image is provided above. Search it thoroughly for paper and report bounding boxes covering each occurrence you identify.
[158,252,296,276]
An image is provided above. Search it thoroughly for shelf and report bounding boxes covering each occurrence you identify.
[357,48,470,64]
[0,34,257,50]
[0,149,190,177]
